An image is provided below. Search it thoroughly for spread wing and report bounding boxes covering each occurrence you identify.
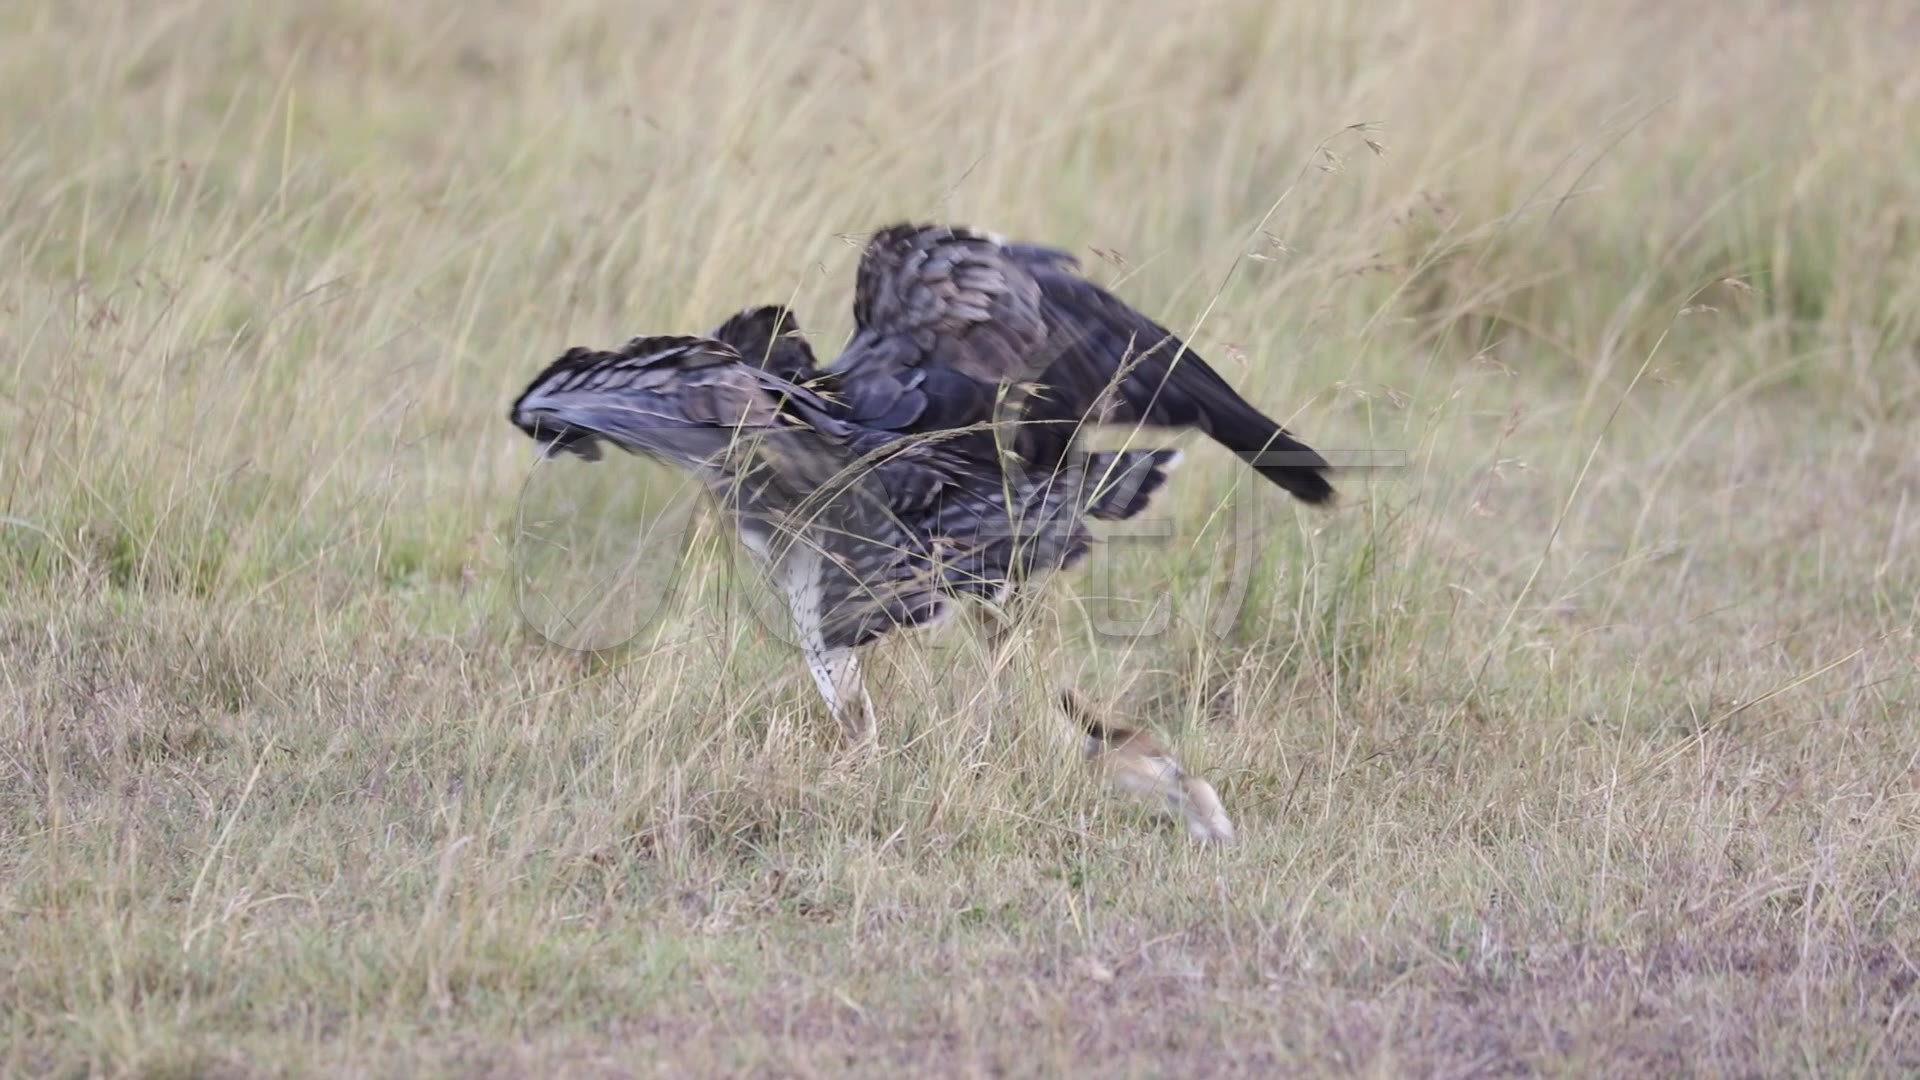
[827,224,1051,437]
[826,223,1334,503]
[509,335,849,474]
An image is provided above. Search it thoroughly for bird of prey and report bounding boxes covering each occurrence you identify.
[509,223,1335,843]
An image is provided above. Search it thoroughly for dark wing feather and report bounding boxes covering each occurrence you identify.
[826,223,1333,504]
[510,337,726,462]
[831,224,1050,437]
[1079,449,1182,521]
[509,335,850,472]
[1009,252,1335,503]
[710,305,820,385]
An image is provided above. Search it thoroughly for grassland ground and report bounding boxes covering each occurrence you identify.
[3,0,1918,1075]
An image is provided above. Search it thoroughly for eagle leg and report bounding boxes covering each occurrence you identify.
[805,645,877,749]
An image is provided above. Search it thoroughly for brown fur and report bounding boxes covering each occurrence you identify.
[1059,690,1235,845]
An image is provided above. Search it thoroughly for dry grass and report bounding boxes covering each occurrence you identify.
[4,0,1919,1075]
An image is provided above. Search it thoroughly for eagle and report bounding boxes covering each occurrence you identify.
[509,224,1334,843]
